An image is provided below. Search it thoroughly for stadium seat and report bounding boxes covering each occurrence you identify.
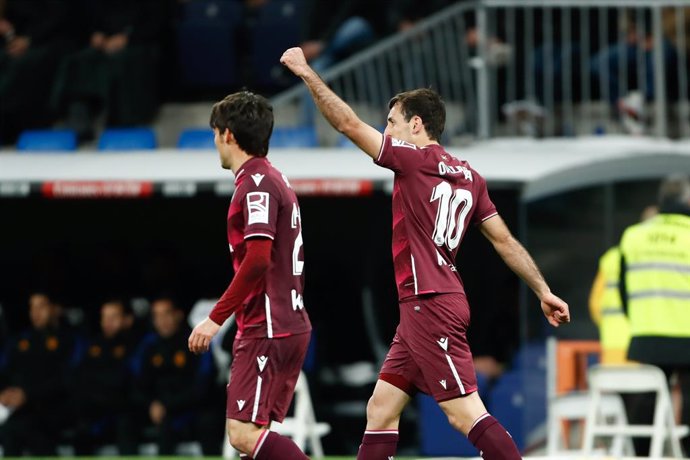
[16,129,78,152]
[250,0,303,90]
[97,127,157,151]
[270,125,318,148]
[177,128,215,149]
[176,0,242,89]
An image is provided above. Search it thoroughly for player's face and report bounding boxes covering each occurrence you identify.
[384,103,413,143]
[214,128,232,170]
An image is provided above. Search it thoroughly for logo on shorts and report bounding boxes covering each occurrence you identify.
[247,192,270,225]
[237,400,246,410]
[257,355,268,372]
[439,379,447,389]
[437,337,448,351]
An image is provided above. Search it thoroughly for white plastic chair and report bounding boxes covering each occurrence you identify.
[545,337,633,456]
[582,364,689,458]
[223,370,331,459]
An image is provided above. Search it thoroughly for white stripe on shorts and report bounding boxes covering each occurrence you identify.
[251,375,263,422]
[445,353,466,394]
[265,294,273,338]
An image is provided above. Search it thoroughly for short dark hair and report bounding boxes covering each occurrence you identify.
[388,88,446,141]
[209,91,274,157]
[658,173,690,206]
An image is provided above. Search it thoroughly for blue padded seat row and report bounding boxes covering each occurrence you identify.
[98,127,157,151]
[270,125,318,148]
[177,128,215,149]
[250,0,303,90]
[17,129,78,152]
[177,0,242,88]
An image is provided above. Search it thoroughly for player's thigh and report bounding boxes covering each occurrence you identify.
[366,378,411,428]
[438,391,488,435]
[226,418,264,452]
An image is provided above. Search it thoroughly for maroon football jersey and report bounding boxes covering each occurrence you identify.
[375,135,498,301]
[226,157,311,338]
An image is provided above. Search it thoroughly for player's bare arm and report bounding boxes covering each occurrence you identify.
[480,215,570,327]
[280,47,382,159]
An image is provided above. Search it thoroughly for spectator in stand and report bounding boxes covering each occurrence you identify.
[589,8,690,135]
[50,0,168,142]
[128,296,223,455]
[0,290,80,456]
[70,299,137,455]
[298,0,387,125]
[0,0,74,145]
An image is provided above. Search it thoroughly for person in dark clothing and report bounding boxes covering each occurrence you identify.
[0,0,74,144]
[50,0,167,142]
[127,296,223,456]
[69,299,137,455]
[0,290,79,456]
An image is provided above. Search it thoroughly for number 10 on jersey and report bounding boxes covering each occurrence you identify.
[430,181,473,250]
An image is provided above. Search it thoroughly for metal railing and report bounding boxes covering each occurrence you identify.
[271,0,690,142]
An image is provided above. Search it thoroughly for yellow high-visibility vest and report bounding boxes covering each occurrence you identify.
[589,246,631,364]
[619,214,690,338]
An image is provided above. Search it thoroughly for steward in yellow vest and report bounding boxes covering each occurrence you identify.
[589,246,631,364]
[619,174,690,455]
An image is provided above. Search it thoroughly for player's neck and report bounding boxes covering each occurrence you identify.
[230,150,255,175]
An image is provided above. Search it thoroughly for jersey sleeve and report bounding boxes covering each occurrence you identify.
[374,134,422,174]
[471,173,498,225]
[239,178,281,240]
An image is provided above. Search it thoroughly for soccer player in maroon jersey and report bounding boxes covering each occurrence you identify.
[281,47,570,460]
[187,91,312,460]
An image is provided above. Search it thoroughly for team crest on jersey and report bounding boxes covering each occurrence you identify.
[251,173,265,186]
[247,192,270,224]
[391,138,416,149]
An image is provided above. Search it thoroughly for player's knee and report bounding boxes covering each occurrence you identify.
[365,394,398,427]
[226,419,254,454]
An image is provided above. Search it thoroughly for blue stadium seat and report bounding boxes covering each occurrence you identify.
[98,127,157,151]
[177,128,215,149]
[250,0,303,90]
[270,125,318,148]
[177,0,242,88]
[16,129,78,152]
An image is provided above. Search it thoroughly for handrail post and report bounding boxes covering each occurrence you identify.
[476,3,491,139]
[652,5,667,138]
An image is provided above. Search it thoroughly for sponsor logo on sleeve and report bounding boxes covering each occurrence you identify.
[391,138,417,149]
[247,192,270,225]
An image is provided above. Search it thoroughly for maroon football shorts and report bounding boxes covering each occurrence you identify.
[379,292,478,401]
[226,331,310,425]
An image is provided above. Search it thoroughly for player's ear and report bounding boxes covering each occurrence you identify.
[220,128,234,144]
[410,115,423,135]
